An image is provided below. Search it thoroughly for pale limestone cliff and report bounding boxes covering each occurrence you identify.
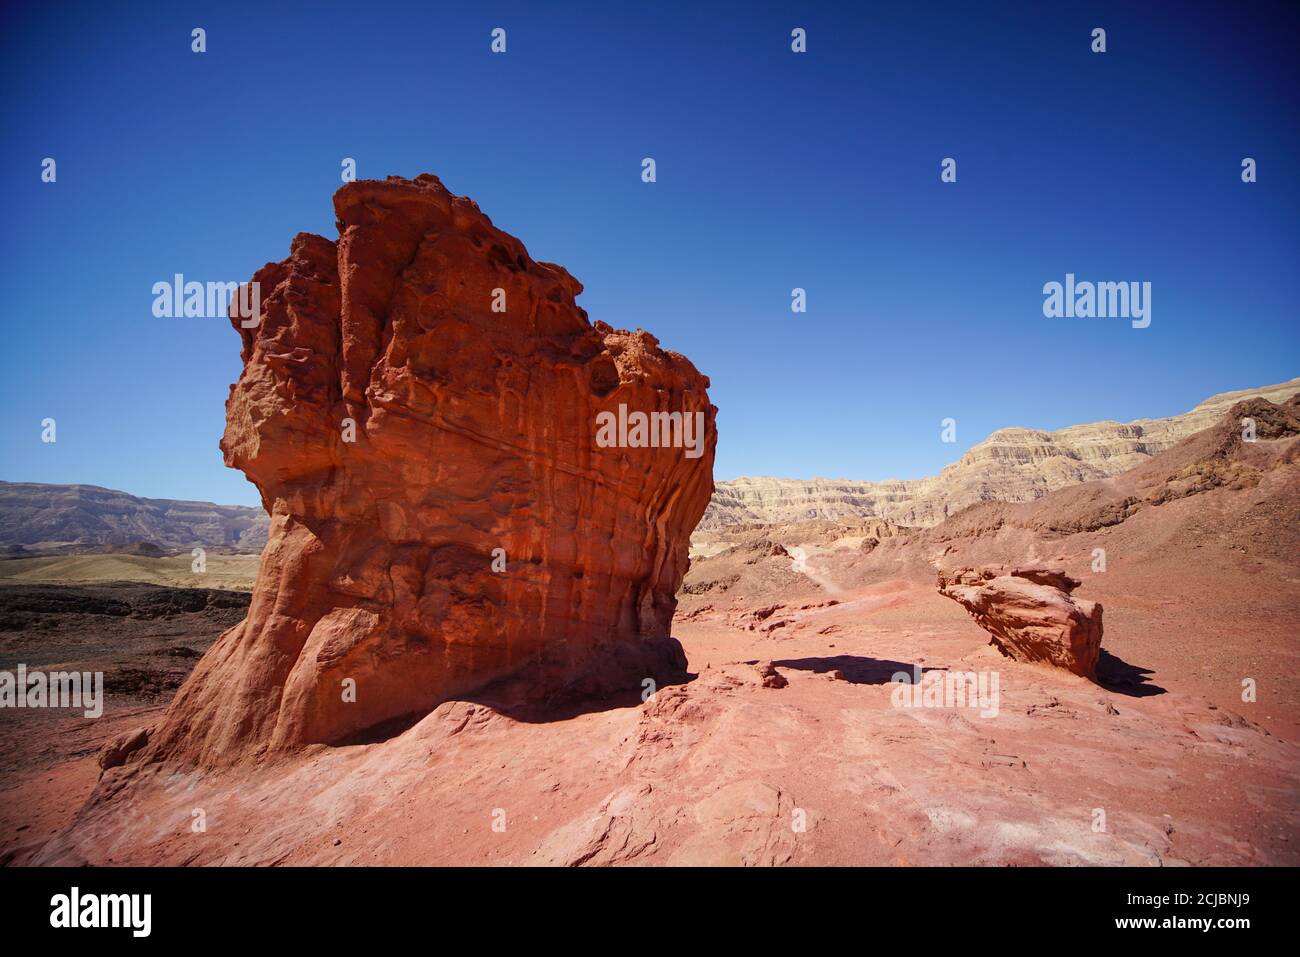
[703,378,1300,529]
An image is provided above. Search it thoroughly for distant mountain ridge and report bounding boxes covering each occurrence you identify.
[703,378,1300,529]
[4,378,1296,550]
[0,482,268,554]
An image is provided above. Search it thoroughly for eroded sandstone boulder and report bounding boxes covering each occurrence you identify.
[937,565,1103,679]
[98,726,150,774]
[147,174,716,766]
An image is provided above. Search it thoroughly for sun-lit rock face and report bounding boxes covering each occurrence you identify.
[937,565,1103,679]
[703,379,1300,529]
[148,174,716,766]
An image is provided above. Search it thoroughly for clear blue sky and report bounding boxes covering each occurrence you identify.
[2,0,1296,507]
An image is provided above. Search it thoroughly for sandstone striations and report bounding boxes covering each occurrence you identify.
[921,394,1300,545]
[937,565,1103,678]
[145,174,716,767]
[703,378,1300,529]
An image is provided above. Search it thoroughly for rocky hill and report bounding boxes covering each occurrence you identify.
[0,481,268,554]
[703,378,1300,528]
[6,378,1296,552]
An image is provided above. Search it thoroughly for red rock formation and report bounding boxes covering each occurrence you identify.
[97,727,149,773]
[937,565,1103,678]
[754,661,788,689]
[147,174,716,766]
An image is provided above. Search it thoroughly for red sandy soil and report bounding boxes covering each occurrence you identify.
[3,403,1297,866]
[0,705,161,864]
[0,583,248,864]
[8,582,1295,866]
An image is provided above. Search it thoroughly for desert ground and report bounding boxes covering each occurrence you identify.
[2,395,1297,867]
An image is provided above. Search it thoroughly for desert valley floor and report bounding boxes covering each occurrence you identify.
[2,392,1298,866]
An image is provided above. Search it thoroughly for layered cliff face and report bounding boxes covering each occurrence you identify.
[147,174,716,767]
[0,481,268,554]
[703,378,1300,529]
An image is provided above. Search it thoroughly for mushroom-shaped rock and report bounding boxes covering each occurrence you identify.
[147,175,716,767]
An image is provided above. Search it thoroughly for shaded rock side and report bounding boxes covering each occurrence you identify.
[147,174,716,766]
[937,565,1103,678]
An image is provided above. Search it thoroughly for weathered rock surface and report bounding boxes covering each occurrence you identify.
[754,661,788,688]
[97,727,150,773]
[937,565,1103,678]
[146,174,716,766]
[703,378,1300,528]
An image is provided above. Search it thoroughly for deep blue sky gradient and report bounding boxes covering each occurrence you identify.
[2,0,1297,506]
